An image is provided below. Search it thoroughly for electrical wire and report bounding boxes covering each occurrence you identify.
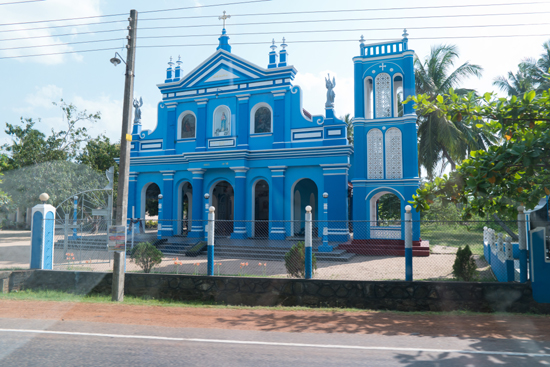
[0,37,126,51]
[3,20,549,44]
[0,0,44,5]
[2,33,549,60]
[0,28,126,42]
[136,22,550,41]
[0,19,127,34]
[139,10,550,31]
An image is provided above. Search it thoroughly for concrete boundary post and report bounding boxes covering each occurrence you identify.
[318,192,332,252]
[405,205,413,281]
[63,214,69,256]
[517,206,528,283]
[305,205,313,279]
[207,206,215,276]
[157,194,163,240]
[204,193,210,242]
[112,251,124,302]
[497,232,504,252]
[505,236,515,282]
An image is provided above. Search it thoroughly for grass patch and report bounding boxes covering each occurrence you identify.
[421,224,484,255]
[1,289,549,317]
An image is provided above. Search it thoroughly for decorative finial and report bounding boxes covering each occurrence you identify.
[281,37,287,49]
[402,29,409,38]
[270,39,277,51]
[39,193,49,203]
[360,35,365,44]
[219,10,231,29]
[177,55,182,65]
[168,56,174,67]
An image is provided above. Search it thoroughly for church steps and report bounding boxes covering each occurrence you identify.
[338,241,430,257]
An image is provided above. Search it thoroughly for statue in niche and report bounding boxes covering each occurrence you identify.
[325,74,336,108]
[133,97,143,124]
[214,107,230,136]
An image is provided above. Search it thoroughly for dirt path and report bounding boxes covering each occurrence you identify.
[1,300,549,341]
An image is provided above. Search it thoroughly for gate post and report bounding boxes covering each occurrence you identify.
[207,206,215,276]
[30,193,56,270]
[517,206,528,282]
[318,192,333,252]
[305,205,313,279]
[157,194,163,240]
[405,205,413,281]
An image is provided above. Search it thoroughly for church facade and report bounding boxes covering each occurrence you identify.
[127,26,421,245]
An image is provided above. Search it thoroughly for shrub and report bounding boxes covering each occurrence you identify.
[129,242,163,273]
[452,245,478,281]
[284,241,317,278]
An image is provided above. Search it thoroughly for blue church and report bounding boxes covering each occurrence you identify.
[127,24,426,255]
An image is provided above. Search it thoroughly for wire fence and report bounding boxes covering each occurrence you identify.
[44,215,530,282]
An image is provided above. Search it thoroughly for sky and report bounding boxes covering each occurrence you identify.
[0,0,549,147]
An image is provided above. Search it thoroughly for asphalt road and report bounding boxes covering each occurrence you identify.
[1,318,549,366]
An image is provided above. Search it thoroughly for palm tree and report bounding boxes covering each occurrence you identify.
[415,44,487,179]
[493,59,538,97]
[342,113,353,145]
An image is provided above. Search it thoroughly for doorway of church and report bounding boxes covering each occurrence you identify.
[179,182,192,235]
[292,178,318,237]
[142,183,161,220]
[254,180,269,237]
[212,180,234,236]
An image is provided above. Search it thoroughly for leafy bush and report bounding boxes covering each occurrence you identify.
[145,220,158,229]
[284,241,317,278]
[452,245,478,281]
[129,242,163,273]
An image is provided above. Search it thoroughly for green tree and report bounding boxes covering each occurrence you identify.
[414,44,486,178]
[129,242,163,273]
[493,60,539,97]
[406,88,550,218]
[342,113,353,145]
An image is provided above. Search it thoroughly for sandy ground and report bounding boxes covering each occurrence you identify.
[1,230,491,281]
[1,300,549,341]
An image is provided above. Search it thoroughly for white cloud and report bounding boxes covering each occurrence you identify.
[293,70,354,118]
[0,0,102,64]
[25,85,63,109]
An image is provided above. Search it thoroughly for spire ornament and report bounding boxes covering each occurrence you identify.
[219,10,231,29]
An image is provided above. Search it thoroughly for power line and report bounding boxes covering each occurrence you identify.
[139,10,550,31]
[139,1,550,21]
[0,0,269,27]
[2,33,550,60]
[0,37,126,51]
[0,0,45,5]
[0,28,126,42]
[0,19,127,34]
[4,20,549,44]
[136,22,550,41]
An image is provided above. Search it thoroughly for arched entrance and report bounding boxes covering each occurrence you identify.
[292,178,318,236]
[179,182,193,235]
[254,180,269,237]
[141,183,161,220]
[212,180,234,236]
[369,191,401,239]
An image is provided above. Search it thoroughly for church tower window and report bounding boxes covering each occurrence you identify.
[251,103,273,134]
[364,77,373,119]
[385,127,402,179]
[393,74,404,117]
[367,128,383,179]
[178,111,196,139]
[375,73,391,118]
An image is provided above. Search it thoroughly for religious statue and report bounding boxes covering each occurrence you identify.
[133,97,143,124]
[325,74,336,108]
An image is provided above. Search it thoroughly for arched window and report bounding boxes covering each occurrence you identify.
[179,112,196,139]
[367,128,383,179]
[250,103,273,134]
[393,74,403,117]
[364,77,373,119]
[385,127,402,179]
[375,73,391,118]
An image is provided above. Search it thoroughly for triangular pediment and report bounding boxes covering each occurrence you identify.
[158,49,297,92]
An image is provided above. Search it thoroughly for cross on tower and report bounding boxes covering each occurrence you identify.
[219,10,231,28]
[379,63,387,70]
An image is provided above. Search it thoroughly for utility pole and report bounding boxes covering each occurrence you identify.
[115,9,137,227]
[112,9,137,303]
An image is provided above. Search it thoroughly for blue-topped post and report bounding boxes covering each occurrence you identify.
[318,192,333,252]
[204,193,210,242]
[30,193,56,270]
[157,194,163,240]
[405,205,413,281]
[305,205,313,279]
[69,195,80,240]
[517,206,528,282]
[207,206,215,276]
[505,236,515,282]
